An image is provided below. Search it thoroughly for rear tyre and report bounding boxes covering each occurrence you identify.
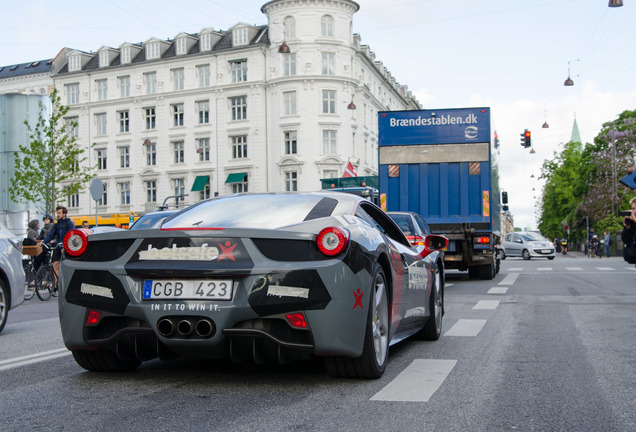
[325,266,389,379]
[479,262,495,280]
[0,280,8,334]
[72,349,141,372]
[417,264,443,340]
[522,249,531,260]
[35,266,53,301]
[468,266,480,278]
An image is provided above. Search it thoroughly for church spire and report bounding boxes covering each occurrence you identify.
[570,114,582,144]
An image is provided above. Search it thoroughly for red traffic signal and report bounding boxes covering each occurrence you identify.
[520,129,532,148]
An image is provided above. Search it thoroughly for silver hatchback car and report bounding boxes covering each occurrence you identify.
[0,222,25,334]
[502,231,556,260]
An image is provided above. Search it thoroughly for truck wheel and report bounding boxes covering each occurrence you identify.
[479,262,495,280]
[522,249,531,260]
[468,266,480,278]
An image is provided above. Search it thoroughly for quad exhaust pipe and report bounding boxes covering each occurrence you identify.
[157,317,215,338]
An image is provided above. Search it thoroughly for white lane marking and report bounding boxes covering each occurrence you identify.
[508,268,523,271]
[445,283,454,287]
[595,267,614,271]
[488,287,508,294]
[537,267,552,271]
[473,300,500,310]
[498,273,519,285]
[0,348,71,371]
[444,319,487,336]
[370,359,457,402]
[566,267,583,271]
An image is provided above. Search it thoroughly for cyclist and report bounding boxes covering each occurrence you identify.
[560,237,568,255]
[42,206,76,289]
[34,214,54,271]
[589,235,601,258]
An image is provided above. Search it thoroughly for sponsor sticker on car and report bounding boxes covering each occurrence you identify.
[143,279,233,300]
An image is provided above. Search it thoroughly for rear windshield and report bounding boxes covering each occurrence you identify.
[162,195,340,229]
[387,214,415,235]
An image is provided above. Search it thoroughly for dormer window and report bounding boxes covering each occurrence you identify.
[176,38,187,55]
[69,55,81,72]
[321,15,334,37]
[121,47,131,64]
[99,50,109,68]
[146,42,160,60]
[233,27,248,46]
[200,33,211,51]
[283,16,296,39]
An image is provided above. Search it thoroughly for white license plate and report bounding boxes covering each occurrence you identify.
[142,279,233,300]
[542,249,552,253]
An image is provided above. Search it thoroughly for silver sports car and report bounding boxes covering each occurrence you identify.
[59,192,447,379]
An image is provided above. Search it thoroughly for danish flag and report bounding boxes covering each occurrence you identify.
[342,159,358,178]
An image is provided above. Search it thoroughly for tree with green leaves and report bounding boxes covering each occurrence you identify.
[9,88,95,214]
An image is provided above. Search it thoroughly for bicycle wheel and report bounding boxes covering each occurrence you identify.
[35,266,53,301]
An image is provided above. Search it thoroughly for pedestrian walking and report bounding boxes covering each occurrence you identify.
[621,197,636,275]
[604,231,611,257]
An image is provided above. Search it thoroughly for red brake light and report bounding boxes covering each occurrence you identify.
[407,235,425,246]
[316,227,349,256]
[86,310,102,326]
[475,236,490,244]
[285,313,308,329]
[64,229,90,257]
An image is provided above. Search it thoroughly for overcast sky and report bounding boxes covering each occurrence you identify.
[2,0,634,230]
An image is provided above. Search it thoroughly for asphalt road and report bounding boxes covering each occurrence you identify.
[1,253,635,432]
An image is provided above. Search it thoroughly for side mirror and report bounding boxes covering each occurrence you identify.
[419,234,448,258]
[426,234,448,251]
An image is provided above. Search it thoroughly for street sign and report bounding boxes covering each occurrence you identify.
[564,225,569,230]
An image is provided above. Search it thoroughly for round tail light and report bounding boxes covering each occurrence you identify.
[316,227,349,257]
[63,229,90,257]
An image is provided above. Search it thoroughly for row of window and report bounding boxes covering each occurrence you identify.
[63,168,322,209]
[78,88,348,138]
[91,128,340,171]
[64,51,347,103]
[71,14,339,73]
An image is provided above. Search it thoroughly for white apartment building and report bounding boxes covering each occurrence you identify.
[52,0,420,218]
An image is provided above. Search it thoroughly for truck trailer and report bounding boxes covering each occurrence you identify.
[377,107,502,279]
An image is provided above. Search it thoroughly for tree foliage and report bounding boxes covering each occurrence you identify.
[537,109,636,241]
[9,88,95,213]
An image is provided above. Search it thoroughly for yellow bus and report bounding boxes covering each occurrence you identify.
[70,213,139,230]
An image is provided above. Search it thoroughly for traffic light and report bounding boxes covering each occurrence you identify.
[520,129,531,147]
[502,191,509,212]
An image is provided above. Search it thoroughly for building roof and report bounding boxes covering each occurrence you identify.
[0,59,53,79]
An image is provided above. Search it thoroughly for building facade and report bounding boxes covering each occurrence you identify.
[51,0,419,218]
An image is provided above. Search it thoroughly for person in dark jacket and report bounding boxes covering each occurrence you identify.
[42,206,76,284]
[34,214,54,271]
[25,219,39,245]
[621,197,636,271]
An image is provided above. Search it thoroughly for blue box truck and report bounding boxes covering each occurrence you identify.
[378,107,502,279]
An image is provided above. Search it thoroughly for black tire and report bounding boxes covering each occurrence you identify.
[0,280,8,334]
[522,249,531,260]
[417,264,443,340]
[72,349,141,372]
[501,250,506,260]
[24,267,35,300]
[325,266,389,379]
[468,266,480,278]
[35,266,53,301]
[495,258,501,274]
[479,261,495,280]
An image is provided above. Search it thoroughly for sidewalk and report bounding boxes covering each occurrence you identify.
[559,250,623,259]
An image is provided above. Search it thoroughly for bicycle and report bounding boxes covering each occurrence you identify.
[23,244,53,301]
[33,243,59,301]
